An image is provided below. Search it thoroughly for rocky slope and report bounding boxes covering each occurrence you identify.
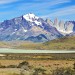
[0,13,62,42]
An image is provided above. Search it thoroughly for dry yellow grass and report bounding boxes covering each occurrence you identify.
[0,59,74,75]
[0,53,74,75]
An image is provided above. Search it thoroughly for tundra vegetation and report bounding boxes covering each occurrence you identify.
[0,61,75,75]
[0,53,75,75]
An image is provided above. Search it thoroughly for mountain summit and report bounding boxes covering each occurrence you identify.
[0,13,74,42]
[23,13,42,25]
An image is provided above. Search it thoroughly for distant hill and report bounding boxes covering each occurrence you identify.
[1,36,74,50]
[43,36,75,50]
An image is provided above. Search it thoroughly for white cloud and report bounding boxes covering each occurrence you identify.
[48,0,71,5]
[0,0,72,21]
[41,5,75,18]
[17,0,71,15]
[0,0,18,4]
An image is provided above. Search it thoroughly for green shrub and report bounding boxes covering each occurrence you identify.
[33,68,46,75]
[52,67,75,75]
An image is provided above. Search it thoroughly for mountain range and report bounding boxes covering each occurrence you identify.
[0,13,75,42]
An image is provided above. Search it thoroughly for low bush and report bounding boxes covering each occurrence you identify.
[7,65,17,68]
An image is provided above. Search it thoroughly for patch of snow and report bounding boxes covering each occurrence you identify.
[11,32,15,35]
[34,20,41,25]
[57,29,73,34]
[15,29,17,31]
[22,26,28,32]
[23,13,39,20]
[24,29,27,32]
[23,13,41,25]
[31,23,34,26]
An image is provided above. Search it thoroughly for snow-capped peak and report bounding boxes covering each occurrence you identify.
[23,13,39,19]
[23,13,41,25]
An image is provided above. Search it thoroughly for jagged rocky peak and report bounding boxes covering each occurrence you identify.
[65,21,74,33]
[54,18,59,26]
[51,18,75,35]
[45,18,53,26]
[59,20,65,30]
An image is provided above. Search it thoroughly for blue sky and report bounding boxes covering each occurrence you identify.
[0,0,75,22]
